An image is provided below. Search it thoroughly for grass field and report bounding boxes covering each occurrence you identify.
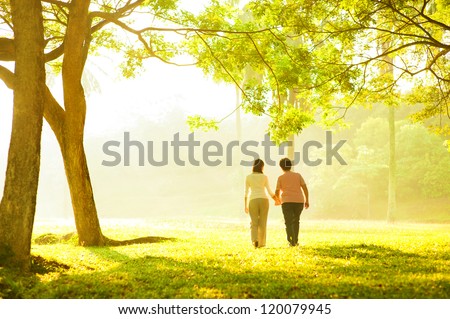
[1,217,449,299]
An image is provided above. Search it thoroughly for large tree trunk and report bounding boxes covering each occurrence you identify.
[62,143,104,246]
[0,0,45,269]
[62,0,105,246]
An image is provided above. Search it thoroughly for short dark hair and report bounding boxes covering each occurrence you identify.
[252,159,264,173]
[279,158,292,171]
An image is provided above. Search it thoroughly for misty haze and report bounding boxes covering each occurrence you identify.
[0,0,449,307]
[2,60,448,223]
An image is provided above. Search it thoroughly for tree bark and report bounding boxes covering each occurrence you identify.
[62,0,105,246]
[0,0,45,269]
[62,144,105,246]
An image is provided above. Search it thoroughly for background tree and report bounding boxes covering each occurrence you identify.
[311,113,449,221]
[396,123,450,200]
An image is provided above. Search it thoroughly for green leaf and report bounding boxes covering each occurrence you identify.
[187,115,219,132]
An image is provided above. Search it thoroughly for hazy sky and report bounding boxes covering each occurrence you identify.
[84,58,237,137]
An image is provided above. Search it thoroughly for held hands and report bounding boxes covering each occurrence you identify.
[272,195,281,206]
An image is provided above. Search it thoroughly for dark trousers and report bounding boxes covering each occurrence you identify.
[281,203,304,246]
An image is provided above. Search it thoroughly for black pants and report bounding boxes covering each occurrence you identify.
[281,203,304,246]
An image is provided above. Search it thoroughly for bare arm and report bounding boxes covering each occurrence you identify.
[265,175,278,202]
[275,177,281,204]
[244,177,250,213]
[244,196,249,214]
[301,184,309,209]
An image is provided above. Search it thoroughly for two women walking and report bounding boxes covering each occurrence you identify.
[244,158,309,248]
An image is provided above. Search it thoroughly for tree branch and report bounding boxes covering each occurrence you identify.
[0,65,14,89]
[0,38,15,61]
[41,0,70,7]
[195,31,245,98]
[246,33,282,109]
[406,0,450,32]
[0,14,13,31]
[0,64,66,145]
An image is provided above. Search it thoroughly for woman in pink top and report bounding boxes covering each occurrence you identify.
[244,159,278,248]
[275,158,309,247]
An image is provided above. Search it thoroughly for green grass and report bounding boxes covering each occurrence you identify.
[1,218,449,298]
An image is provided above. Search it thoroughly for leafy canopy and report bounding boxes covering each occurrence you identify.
[1,0,449,144]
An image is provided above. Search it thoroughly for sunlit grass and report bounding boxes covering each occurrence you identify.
[1,218,449,298]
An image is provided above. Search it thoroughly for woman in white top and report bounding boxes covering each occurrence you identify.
[244,159,278,248]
